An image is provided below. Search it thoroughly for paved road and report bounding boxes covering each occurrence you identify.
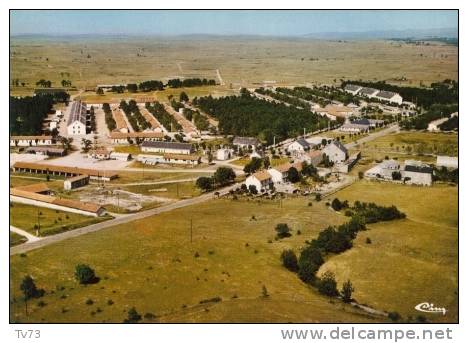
[10,183,241,256]
[10,226,42,243]
[345,124,399,149]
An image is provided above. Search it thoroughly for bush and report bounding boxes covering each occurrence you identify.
[107,299,114,306]
[196,177,213,191]
[144,312,156,320]
[75,264,98,284]
[317,271,338,297]
[340,280,354,303]
[20,275,44,300]
[280,249,298,272]
[124,307,142,323]
[315,193,321,202]
[331,198,342,211]
[388,311,401,322]
[275,223,291,239]
[85,298,94,305]
[365,237,372,244]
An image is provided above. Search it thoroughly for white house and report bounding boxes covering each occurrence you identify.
[323,141,348,163]
[110,132,164,144]
[287,137,310,155]
[110,152,132,161]
[436,156,458,169]
[245,170,273,192]
[303,150,323,166]
[10,135,54,147]
[141,141,193,155]
[216,148,232,161]
[365,159,400,180]
[67,100,87,136]
[267,162,303,184]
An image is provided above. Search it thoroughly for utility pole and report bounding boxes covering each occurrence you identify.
[36,209,41,237]
[190,218,193,243]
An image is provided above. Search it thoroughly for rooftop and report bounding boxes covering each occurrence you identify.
[141,141,193,151]
[252,170,272,182]
[14,183,50,194]
[12,162,118,179]
[376,90,398,99]
[67,100,87,126]
[233,136,260,146]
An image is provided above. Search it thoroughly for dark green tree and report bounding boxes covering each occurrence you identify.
[75,264,97,284]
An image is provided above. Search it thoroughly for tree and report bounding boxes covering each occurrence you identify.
[263,156,270,169]
[248,185,258,194]
[391,171,402,180]
[275,223,291,239]
[243,157,262,174]
[280,249,298,272]
[179,91,189,102]
[75,264,97,284]
[81,138,92,153]
[287,167,301,183]
[20,275,43,300]
[317,271,338,297]
[124,307,142,323]
[96,87,104,95]
[213,167,235,186]
[196,177,213,192]
[340,280,354,303]
[331,198,343,211]
[127,84,138,93]
[358,171,364,179]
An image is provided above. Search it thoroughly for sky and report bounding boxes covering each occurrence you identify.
[10,10,458,36]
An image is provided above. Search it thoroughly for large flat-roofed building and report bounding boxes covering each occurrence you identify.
[11,162,118,181]
[67,100,87,135]
[436,156,458,169]
[25,146,66,157]
[343,84,362,95]
[358,87,379,98]
[10,135,54,147]
[141,141,193,155]
[402,160,433,186]
[110,131,164,144]
[375,91,403,105]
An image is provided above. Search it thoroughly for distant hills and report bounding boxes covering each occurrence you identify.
[11,27,458,41]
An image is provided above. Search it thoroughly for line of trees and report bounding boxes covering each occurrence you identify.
[145,101,182,132]
[193,90,328,145]
[120,100,150,132]
[196,167,236,192]
[35,79,52,88]
[255,87,311,108]
[10,93,69,135]
[167,78,216,88]
[102,103,117,131]
[277,86,360,107]
[182,108,210,131]
[281,200,405,301]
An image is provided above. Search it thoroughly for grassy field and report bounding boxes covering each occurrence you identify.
[10,232,28,247]
[10,37,457,93]
[10,203,110,236]
[320,181,458,323]
[122,181,201,199]
[360,131,458,157]
[10,196,387,323]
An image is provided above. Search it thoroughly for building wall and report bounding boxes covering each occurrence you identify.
[323,146,347,163]
[141,146,191,155]
[10,139,53,147]
[67,121,86,135]
[402,171,432,186]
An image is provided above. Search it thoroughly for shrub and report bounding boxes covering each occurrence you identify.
[85,298,94,305]
[331,198,342,211]
[275,223,291,239]
[365,237,372,244]
[20,275,44,300]
[107,299,114,306]
[296,229,302,235]
[388,311,401,322]
[261,285,269,298]
[37,300,46,307]
[280,249,298,272]
[340,280,354,303]
[144,312,156,320]
[75,264,97,284]
[315,193,321,202]
[124,307,142,323]
[317,271,338,297]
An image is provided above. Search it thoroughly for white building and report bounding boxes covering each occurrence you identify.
[245,170,273,192]
[10,135,54,147]
[287,137,310,155]
[365,159,400,180]
[110,152,132,161]
[141,141,193,155]
[436,156,458,169]
[323,141,348,163]
[344,84,362,95]
[375,91,403,105]
[110,132,164,144]
[267,162,303,184]
[358,87,379,98]
[302,150,323,166]
[401,160,433,186]
[67,100,87,136]
[216,148,232,161]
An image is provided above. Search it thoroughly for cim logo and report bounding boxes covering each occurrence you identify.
[415,302,447,315]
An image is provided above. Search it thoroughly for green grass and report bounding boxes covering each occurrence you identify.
[123,181,201,199]
[320,181,458,323]
[113,145,143,155]
[10,203,111,236]
[10,231,28,247]
[10,196,385,323]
